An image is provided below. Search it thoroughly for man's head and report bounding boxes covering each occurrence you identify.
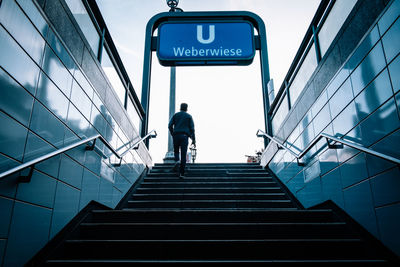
[180,103,188,111]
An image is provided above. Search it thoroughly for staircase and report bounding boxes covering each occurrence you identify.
[43,163,395,265]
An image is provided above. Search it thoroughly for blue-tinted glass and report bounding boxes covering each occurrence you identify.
[0,27,40,95]
[36,155,61,179]
[350,42,386,96]
[23,131,60,178]
[382,17,400,63]
[0,111,28,161]
[41,45,73,98]
[304,159,320,183]
[355,69,393,121]
[376,203,400,256]
[378,0,400,35]
[296,176,322,208]
[23,131,55,162]
[47,29,76,73]
[327,68,350,99]
[332,101,359,136]
[318,0,358,57]
[360,97,400,146]
[112,187,122,208]
[319,147,339,175]
[0,196,13,238]
[64,0,100,56]
[15,0,49,37]
[50,181,80,238]
[321,167,344,208]
[343,180,379,237]
[64,128,86,167]
[289,44,317,105]
[16,170,57,208]
[114,172,130,194]
[36,72,69,122]
[70,80,92,120]
[311,90,328,118]
[329,78,353,119]
[4,201,51,267]
[0,153,19,175]
[66,103,91,139]
[0,0,46,65]
[340,152,368,188]
[92,92,103,111]
[346,26,380,71]
[30,101,65,147]
[0,68,34,127]
[313,104,331,136]
[101,49,126,106]
[79,168,100,210]
[73,69,93,100]
[91,105,107,137]
[370,167,400,207]
[369,128,400,161]
[99,177,114,207]
[126,98,141,132]
[271,95,288,135]
[100,159,114,183]
[58,155,84,189]
[84,150,102,176]
[389,54,400,93]
[366,153,397,178]
[101,105,113,126]
[286,171,304,194]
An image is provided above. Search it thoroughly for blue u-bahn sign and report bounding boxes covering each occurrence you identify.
[157,21,255,66]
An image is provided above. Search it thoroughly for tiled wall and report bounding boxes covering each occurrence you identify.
[0,0,151,266]
[263,0,400,257]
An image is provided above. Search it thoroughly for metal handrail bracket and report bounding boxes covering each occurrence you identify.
[0,130,157,182]
[113,130,157,167]
[257,129,400,166]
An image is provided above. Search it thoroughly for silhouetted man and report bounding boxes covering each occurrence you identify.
[168,103,196,178]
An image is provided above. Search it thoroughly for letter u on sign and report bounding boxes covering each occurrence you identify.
[197,25,215,44]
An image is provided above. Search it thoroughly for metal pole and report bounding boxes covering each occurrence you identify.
[164,66,177,162]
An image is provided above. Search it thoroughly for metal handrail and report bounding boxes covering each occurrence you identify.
[0,130,157,182]
[256,129,400,166]
[114,130,157,167]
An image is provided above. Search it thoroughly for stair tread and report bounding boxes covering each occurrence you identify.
[47,259,388,263]
[66,238,363,243]
[81,222,347,226]
[42,163,393,265]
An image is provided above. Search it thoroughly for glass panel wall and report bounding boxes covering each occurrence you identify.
[127,96,141,132]
[65,0,100,56]
[272,95,289,135]
[318,0,358,57]
[101,46,126,105]
[288,43,318,105]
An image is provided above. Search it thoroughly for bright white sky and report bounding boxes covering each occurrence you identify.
[97,0,320,163]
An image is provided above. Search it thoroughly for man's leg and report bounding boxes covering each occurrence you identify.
[180,136,189,176]
[172,135,180,172]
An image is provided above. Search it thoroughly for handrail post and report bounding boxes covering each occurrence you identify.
[18,166,35,183]
[86,138,97,151]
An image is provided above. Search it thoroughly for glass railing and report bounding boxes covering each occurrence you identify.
[64,0,144,132]
[270,0,359,134]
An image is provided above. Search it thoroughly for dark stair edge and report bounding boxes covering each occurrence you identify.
[26,168,149,267]
[310,200,400,266]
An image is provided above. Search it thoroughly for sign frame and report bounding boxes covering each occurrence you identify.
[140,11,272,147]
[156,20,256,66]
